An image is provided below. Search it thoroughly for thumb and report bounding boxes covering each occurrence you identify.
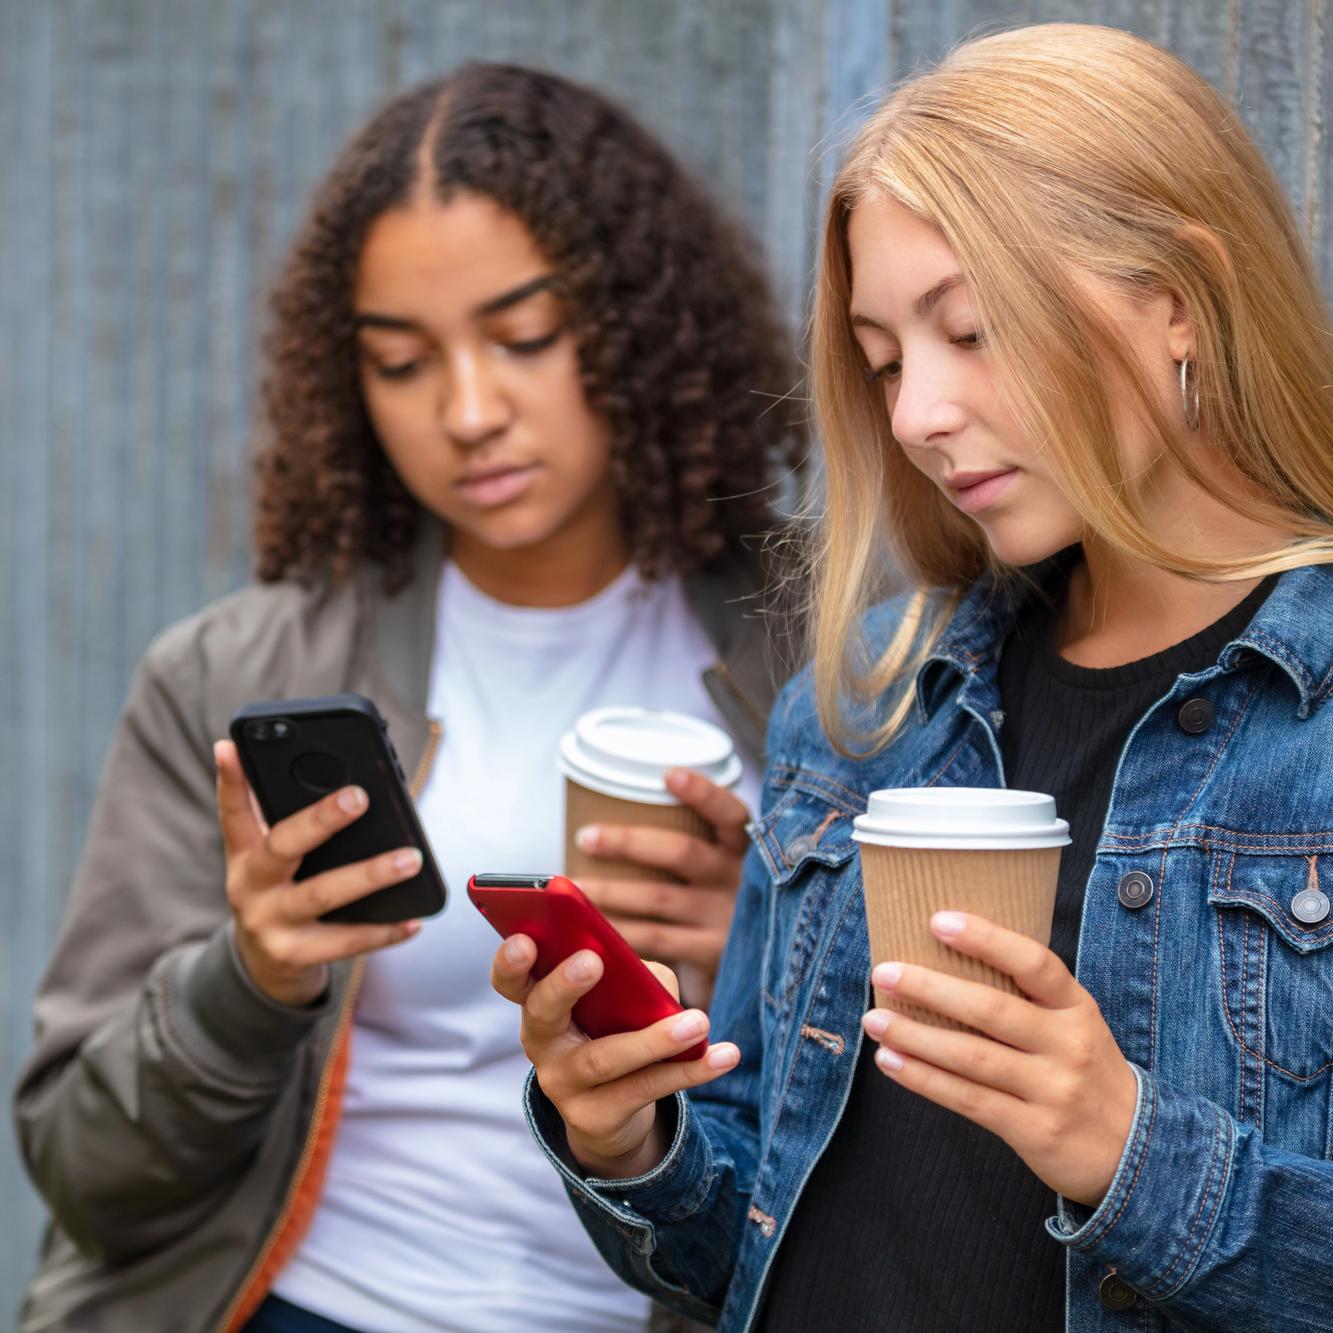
[644,959,681,1001]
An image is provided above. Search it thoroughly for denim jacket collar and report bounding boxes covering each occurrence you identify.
[916,555,1333,724]
[914,557,1061,729]
[1220,560,1333,716]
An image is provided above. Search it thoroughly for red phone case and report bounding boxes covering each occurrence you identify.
[467,874,707,1062]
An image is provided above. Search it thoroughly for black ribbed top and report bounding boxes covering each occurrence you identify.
[754,572,1273,1333]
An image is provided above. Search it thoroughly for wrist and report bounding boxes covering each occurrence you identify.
[570,1120,667,1181]
[235,933,328,1007]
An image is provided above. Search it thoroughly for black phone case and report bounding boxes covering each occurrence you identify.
[229,693,446,924]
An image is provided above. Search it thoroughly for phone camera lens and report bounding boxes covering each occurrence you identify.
[247,721,271,742]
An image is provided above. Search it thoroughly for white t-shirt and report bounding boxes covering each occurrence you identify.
[274,561,761,1332]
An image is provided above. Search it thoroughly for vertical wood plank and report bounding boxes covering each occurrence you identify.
[821,0,894,174]
[766,0,829,321]
[889,0,952,77]
[1096,0,1169,40]
[1233,0,1314,219]
[0,0,56,1307]
[950,0,1037,42]
[1164,0,1235,96]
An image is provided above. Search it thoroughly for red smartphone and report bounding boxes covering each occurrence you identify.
[467,873,706,1062]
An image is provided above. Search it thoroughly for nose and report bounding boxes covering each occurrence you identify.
[889,358,967,452]
[440,349,510,447]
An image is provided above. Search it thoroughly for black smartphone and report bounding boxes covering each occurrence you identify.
[229,693,446,924]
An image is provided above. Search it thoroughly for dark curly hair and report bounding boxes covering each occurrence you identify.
[255,63,805,590]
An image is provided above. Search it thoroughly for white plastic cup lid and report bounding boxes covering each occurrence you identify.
[852,787,1070,850]
[558,706,742,805]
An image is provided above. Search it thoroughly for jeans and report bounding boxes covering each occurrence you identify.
[243,1294,363,1333]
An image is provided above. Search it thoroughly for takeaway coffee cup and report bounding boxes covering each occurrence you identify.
[853,788,1070,1031]
[558,706,743,884]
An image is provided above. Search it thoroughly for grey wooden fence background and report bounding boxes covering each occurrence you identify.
[2,0,1328,1317]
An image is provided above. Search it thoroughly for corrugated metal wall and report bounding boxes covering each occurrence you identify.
[2,0,1327,1315]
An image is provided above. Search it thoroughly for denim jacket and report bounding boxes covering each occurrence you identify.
[525,562,1333,1332]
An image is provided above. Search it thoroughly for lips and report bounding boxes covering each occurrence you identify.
[942,468,1017,515]
[454,463,540,508]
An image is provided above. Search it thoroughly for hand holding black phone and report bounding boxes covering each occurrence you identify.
[230,694,447,924]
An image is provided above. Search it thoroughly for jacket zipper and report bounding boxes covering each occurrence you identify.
[215,717,443,1332]
[409,718,443,796]
[710,658,768,743]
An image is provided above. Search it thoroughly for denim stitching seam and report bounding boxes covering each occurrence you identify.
[1213,877,1332,1081]
[1102,825,1333,854]
[1076,1077,1158,1250]
[1145,1105,1233,1299]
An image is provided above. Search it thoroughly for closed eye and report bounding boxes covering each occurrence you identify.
[864,359,901,384]
[373,360,422,382]
[502,330,561,357]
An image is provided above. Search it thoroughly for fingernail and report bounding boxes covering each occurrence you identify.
[566,952,596,982]
[575,826,598,853]
[665,768,688,792]
[213,740,226,768]
[873,962,903,990]
[393,848,422,874]
[671,1011,707,1042]
[401,920,421,938]
[503,937,528,965]
[876,1046,904,1073]
[705,1043,739,1069]
[932,911,967,937]
[338,786,367,814]
[863,1009,890,1040]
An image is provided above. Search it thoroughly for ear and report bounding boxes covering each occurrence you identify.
[1175,222,1235,282]
[1166,223,1234,361]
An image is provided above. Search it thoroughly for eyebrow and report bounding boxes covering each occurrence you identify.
[354,273,559,332]
[849,273,965,331]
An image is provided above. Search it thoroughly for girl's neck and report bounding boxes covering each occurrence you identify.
[450,522,631,609]
[1056,485,1292,670]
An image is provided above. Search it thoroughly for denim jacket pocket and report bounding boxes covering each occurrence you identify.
[752,773,859,1011]
[1208,851,1333,1083]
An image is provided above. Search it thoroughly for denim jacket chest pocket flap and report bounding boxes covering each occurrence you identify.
[752,773,860,1009]
[1208,850,1333,1082]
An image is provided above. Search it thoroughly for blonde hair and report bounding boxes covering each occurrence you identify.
[812,22,1333,754]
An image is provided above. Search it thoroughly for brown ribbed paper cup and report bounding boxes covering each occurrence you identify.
[564,778,714,882]
[559,707,743,885]
[855,789,1069,1032]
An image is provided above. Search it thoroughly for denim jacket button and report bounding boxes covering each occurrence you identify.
[784,834,816,864]
[1116,871,1154,910]
[1097,1271,1138,1311]
[1291,887,1331,925]
[1177,697,1215,734]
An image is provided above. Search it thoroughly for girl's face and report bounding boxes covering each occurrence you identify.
[354,191,620,565]
[846,195,1189,568]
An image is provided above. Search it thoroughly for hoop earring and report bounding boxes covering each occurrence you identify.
[1178,356,1201,431]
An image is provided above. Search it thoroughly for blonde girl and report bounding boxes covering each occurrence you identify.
[494,23,1333,1332]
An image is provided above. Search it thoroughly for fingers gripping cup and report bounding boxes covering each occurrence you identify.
[854,788,1070,1032]
[559,707,743,883]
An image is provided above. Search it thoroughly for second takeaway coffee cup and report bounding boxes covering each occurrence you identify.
[853,788,1070,1031]
[559,706,743,883]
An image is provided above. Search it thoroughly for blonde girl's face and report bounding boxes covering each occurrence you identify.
[846,195,1188,568]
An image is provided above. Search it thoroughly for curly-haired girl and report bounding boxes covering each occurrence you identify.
[498,24,1333,1333]
[15,64,802,1333]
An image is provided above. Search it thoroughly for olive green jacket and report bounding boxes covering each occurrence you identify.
[13,519,791,1332]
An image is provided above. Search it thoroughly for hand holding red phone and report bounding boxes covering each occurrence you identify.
[490,933,740,1179]
[573,768,750,1005]
[215,740,423,1006]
